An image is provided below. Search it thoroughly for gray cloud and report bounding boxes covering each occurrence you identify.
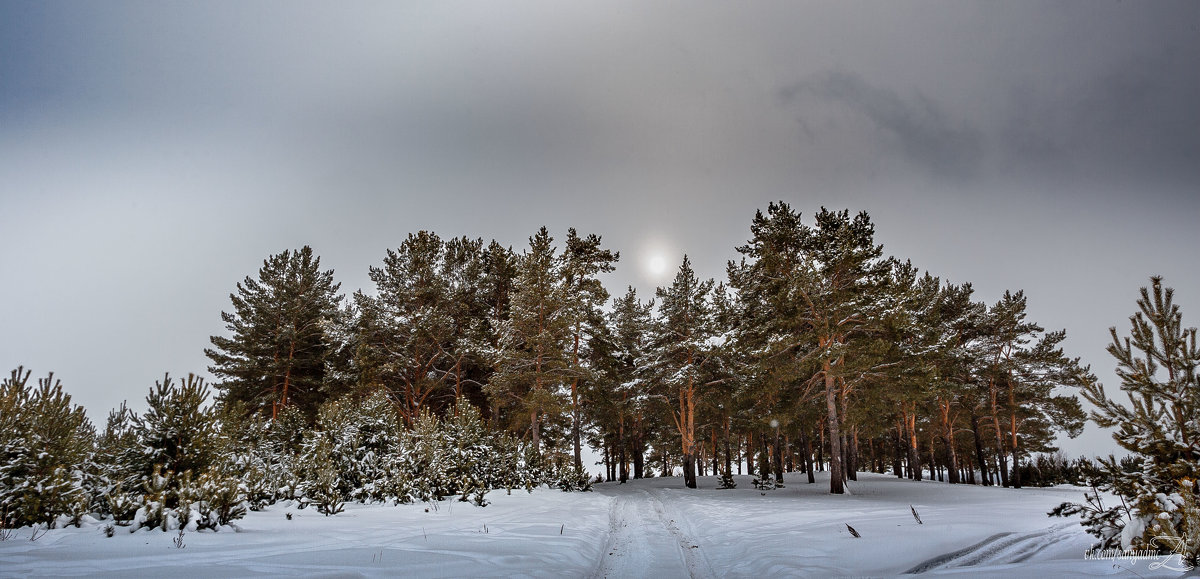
[2,1,1199,462]
[781,70,984,182]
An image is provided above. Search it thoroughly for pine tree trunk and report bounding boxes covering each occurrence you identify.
[729,434,739,475]
[572,399,581,472]
[971,413,989,486]
[905,409,922,481]
[572,329,582,472]
[940,399,960,484]
[746,431,755,475]
[847,429,859,481]
[683,453,697,489]
[774,427,784,484]
[816,423,824,472]
[705,432,715,478]
[804,431,816,484]
[785,435,794,473]
[723,416,733,477]
[825,355,844,493]
[605,444,613,482]
[1009,403,1022,489]
[930,429,941,482]
[453,358,463,411]
[988,378,1010,488]
[681,352,698,489]
[838,379,857,482]
[280,338,296,413]
[618,412,629,483]
[995,425,1010,487]
[892,426,904,478]
[633,438,644,479]
[759,434,770,482]
[531,408,540,454]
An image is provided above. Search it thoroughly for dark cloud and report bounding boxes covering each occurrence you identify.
[781,70,984,182]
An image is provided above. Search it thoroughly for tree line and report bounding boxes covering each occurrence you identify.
[205,202,1087,494]
[3,204,1194,560]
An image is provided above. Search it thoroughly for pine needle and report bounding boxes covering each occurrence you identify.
[846,523,861,538]
[910,505,923,525]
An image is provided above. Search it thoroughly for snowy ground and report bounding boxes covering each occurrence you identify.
[0,472,1188,578]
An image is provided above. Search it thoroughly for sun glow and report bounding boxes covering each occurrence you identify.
[647,254,668,276]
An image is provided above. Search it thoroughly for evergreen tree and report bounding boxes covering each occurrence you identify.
[136,373,218,482]
[730,204,890,494]
[923,280,985,485]
[980,290,1086,487]
[0,368,94,528]
[487,227,572,455]
[561,228,618,471]
[1056,277,1199,566]
[356,232,466,424]
[206,246,344,420]
[92,401,144,523]
[441,236,492,407]
[127,373,249,531]
[603,287,656,481]
[298,390,409,505]
[214,401,304,509]
[647,255,716,489]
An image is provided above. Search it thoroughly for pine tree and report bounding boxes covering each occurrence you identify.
[93,401,144,523]
[923,280,985,485]
[1056,277,1199,566]
[0,368,94,528]
[298,390,409,505]
[980,291,1086,487]
[487,227,572,455]
[126,373,249,531]
[730,204,890,494]
[136,373,218,482]
[441,236,492,407]
[561,228,618,471]
[206,246,344,420]
[604,287,656,481]
[647,255,716,489]
[356,232,464,424]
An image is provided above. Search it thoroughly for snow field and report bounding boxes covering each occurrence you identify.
[0,472,1177,578]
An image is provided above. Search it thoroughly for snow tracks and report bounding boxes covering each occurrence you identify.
[903,522,1077,574]
[591,488,715,579]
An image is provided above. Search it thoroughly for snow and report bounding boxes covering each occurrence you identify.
[0,472,1184,577]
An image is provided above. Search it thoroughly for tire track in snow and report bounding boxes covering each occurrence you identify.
[904,522,1076,574]
[592,489,713,579]
[647,488,717,579]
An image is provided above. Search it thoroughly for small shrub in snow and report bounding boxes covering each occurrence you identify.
[103,482,140,527]
[189,471,247,529]
[134,465,172,531]
[298,438,345,516]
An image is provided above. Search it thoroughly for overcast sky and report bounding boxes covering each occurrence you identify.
[2,1,1198,457]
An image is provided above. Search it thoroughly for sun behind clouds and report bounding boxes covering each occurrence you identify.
[647,254,667,276]
[638,241,676,283]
